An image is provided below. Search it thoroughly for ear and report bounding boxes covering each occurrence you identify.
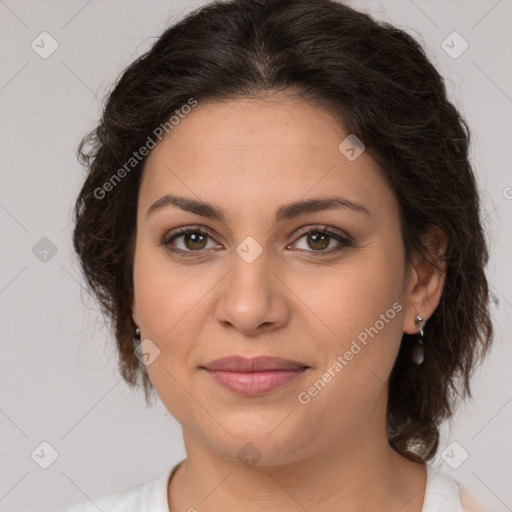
[402,225,447,335]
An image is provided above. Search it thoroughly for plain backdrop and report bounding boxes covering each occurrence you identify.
[0,1,511,511]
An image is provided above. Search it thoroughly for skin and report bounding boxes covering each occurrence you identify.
[131,93,447,512]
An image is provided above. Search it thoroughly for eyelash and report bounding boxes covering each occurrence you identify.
[160,224,353,259]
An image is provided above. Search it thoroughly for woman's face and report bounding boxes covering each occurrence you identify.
[132,94,419,464]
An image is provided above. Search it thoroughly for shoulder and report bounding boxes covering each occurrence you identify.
[459,481,500,512]
[424,464,497,512]
[53,464,177,512]
[423,464,465,511]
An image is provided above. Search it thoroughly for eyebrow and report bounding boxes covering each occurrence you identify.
[146,194,370,223]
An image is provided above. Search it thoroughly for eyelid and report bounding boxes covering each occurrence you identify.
[291,224,352,243]
[168,224,219,240]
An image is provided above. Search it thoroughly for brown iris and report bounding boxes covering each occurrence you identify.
[184,232,208,250]
[306,232,330,251]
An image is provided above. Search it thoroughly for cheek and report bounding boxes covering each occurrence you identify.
[290,296,403,446]
[304,251,404,346]
[133,239,215,339]
[132,244,234,415]
[133,266,204,420]
[298,243,405,396]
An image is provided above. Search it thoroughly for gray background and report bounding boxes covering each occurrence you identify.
[0,1,510,510]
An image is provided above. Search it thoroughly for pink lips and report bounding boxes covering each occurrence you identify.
[202,356,308,396]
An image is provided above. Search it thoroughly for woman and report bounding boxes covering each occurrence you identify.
[57,0,494,510]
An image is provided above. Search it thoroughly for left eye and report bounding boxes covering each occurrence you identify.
[162,226,351,257]
[291,229,350,253]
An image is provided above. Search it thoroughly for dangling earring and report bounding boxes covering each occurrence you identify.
[133,327,141,348]
[411,314,425,365]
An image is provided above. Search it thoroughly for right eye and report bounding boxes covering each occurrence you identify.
[161,226,222,256]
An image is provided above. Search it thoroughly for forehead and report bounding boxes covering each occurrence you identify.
[138,95,393,222]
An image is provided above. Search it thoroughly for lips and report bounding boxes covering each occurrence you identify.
[202,355,308,372]
[201,356,309,396]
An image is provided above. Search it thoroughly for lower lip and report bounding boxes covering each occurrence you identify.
[204,369,307,396]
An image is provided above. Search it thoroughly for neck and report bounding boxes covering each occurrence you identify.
[169,428,427,512]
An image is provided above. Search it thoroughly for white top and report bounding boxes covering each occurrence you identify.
[54,460,465,512]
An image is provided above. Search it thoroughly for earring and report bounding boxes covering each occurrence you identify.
[133,327,141,348]
[411,314,425,365]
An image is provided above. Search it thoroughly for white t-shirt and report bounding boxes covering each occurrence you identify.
[54,460,466,512]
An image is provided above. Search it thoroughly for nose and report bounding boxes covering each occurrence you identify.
[214,248,290,336]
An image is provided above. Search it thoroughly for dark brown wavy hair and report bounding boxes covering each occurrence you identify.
[72,0,493,462]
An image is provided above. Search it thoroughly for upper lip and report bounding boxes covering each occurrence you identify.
[202,356,309,372]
